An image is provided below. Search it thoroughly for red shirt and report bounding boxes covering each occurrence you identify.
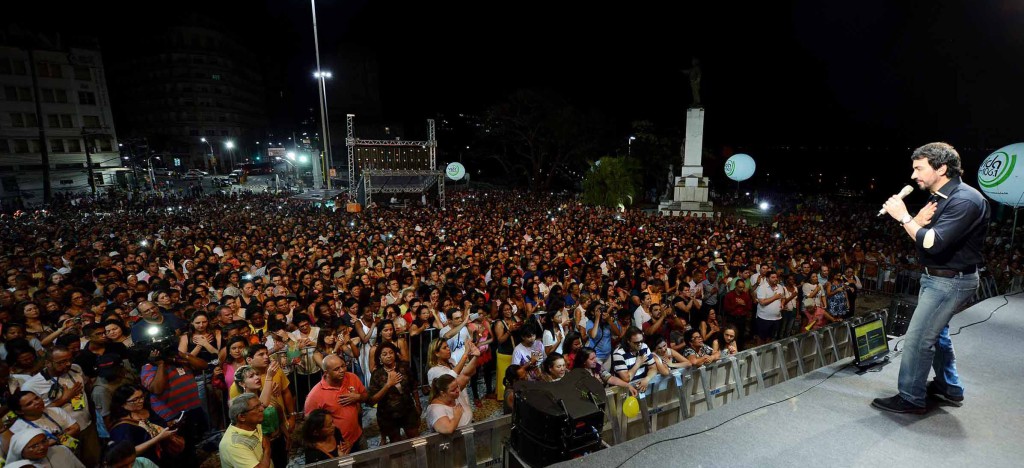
[304,373,366,447]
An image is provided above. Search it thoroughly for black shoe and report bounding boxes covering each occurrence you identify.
[872,395,927,414]
[927,381,964,406]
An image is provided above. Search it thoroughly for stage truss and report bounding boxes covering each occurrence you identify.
[346,114,444,208]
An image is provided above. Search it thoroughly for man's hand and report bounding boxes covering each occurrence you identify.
[65,381,84,400]
[338,392,361,406]
[882,194,910,221]
[635,377,651,393]
[914,201,938,226]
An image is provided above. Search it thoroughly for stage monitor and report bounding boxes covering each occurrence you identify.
[851,317,890,367]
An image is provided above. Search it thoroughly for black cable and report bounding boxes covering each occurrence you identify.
[612,362,853,468]
[892,290,1020,350]
[610,290,1018,467]
[949,290,1021,336]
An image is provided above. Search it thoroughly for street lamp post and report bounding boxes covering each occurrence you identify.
[314,71,334,189]
[200,137,217,175]
[147,155,160,191]
[628,136,636,157]
[310,0,331,190]
[225,140,235,170]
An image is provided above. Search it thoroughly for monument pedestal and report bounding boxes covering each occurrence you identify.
[660,107,716,217]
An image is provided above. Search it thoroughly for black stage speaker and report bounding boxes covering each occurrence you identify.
[510,368,606,466]
[886,299,916,337]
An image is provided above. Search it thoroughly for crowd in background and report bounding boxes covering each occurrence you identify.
[0,187,1020,466]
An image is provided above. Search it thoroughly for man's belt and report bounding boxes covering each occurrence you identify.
[923,266,977,278]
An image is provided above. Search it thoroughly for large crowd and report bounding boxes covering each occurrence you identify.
[0,186,1020,467]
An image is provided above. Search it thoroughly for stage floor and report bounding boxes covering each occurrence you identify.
[556,294,1024,468]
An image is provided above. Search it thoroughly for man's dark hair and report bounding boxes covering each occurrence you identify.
[56,333,81,348]
[912,142,962,178]
[82,323,104,337]
[246,343,268,359]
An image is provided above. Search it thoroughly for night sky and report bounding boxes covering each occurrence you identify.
[10,0,1024,188]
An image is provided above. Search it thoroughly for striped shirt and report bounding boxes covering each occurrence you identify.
[612,343,655,382]
[140,363,201,420]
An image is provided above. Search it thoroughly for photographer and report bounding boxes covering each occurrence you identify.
[139,339,209,466]
[130,301,186,344]
[585,301,620,363]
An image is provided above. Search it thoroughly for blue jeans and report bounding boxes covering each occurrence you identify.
[897,272,977,407]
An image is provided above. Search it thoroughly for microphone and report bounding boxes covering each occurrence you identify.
[877,185,914,216]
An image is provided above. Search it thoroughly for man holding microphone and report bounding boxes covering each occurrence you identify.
[875,142,989,414]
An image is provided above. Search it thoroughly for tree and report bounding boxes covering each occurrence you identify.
[629,120,683,201]
[582,156,642,208]
[479,89,609,191]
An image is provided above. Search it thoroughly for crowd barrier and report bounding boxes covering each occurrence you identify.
[304,311,881,468]
[856,265,1007,302]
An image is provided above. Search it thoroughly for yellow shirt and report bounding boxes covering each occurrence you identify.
[230,368,289,411]
[219,424,268,468]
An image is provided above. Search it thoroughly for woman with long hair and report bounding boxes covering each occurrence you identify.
[570,347,637,396]
[467,310,495,403]
[367,342,420,444]
[301,409,347,463]
[492,301,520,399]
[369,320,409,373]
[178,311,221,363]
[232,363,288,468]
[524,282,546,316]
[649,335,691,370]
[426,338,479,412]
[825,272,850,320]
[107,385,180,465]
[15,302,61,346]
[103,319,133,348]
[562,332,584,370]
[218,336,249,391]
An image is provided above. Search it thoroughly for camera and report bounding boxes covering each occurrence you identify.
[130,327,179,368]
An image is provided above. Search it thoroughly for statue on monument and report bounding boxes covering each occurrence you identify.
[681,57,702,107]
[666,164,676,197]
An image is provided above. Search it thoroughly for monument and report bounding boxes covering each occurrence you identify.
[659,58,715,217]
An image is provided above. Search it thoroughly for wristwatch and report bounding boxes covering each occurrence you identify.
[899,214,913,225]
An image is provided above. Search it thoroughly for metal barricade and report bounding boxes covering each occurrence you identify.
[304,415,513,468]
[305,320,861,467]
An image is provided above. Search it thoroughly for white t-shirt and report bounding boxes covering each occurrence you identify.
[21,365,91,430]
[541,324,567,355]
[425,400,472,433]
[426,365,471,410]
[439,325,471,365]
[10,407,77,437]
[633,305,651,328]
[755,282,783,321]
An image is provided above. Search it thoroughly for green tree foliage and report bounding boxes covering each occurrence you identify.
[582,156,642,208]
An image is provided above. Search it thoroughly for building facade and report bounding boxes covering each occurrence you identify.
[110,25,268,173]
[0,34,124,205]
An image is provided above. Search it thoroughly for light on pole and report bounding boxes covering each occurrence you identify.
[147,155,161,190]
[200,137,217,175]
[314,70,333,189]
[310,0,330,190]
[628,136,636,157]
[225,140,235,170]
[313,69,333,189]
